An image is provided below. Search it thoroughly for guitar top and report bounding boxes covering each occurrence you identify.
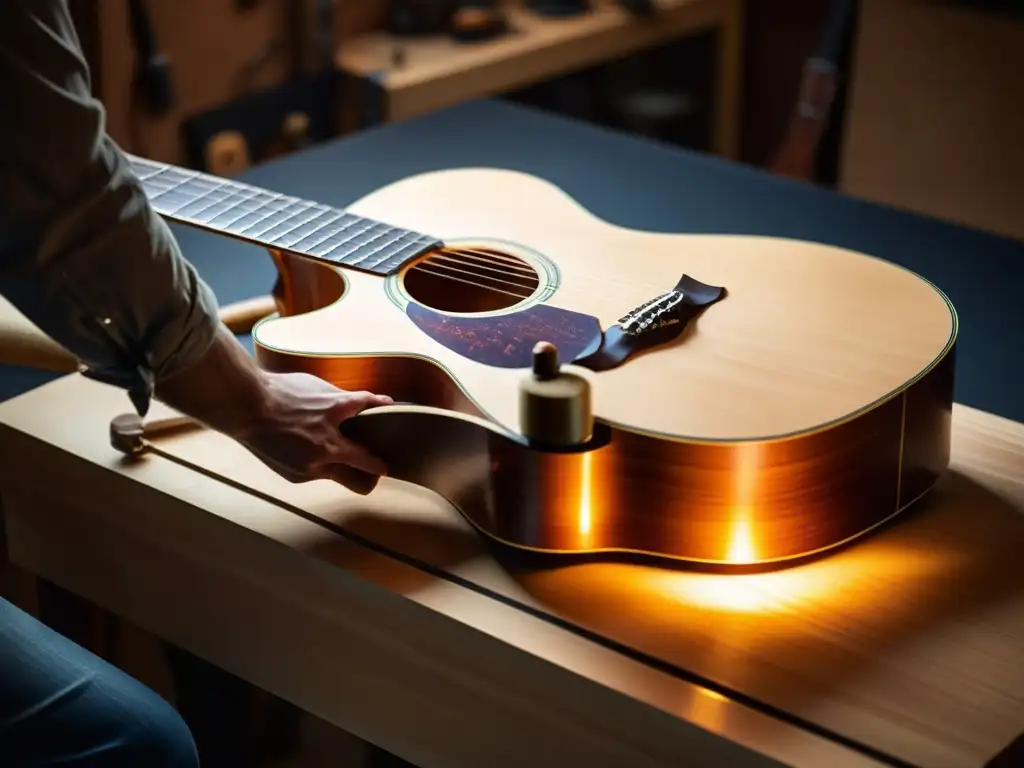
[125,156,958,565]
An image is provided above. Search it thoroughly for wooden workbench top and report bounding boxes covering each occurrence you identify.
[1,374,1022,767]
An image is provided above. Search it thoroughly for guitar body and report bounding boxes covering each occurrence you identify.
[251,168,957,566]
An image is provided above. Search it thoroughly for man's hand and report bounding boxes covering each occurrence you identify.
[235,371,393,493]
[154,324,392,494]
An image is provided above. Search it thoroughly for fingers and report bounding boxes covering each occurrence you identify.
[311,448,384,495]
[328,390,394,422]
[321,465,382,496]
[310,432,387,486]
[336,435,388,477]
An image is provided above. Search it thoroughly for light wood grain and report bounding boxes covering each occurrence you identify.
[0,373,1022,767]
[254,167,953,442]
[1,160,958,564]
[243,166,957,564]
[336,0,742,158]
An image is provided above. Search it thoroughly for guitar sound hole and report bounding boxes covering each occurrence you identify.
[402,246,541,313]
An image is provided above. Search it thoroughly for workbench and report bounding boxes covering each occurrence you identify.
[2,99,1024,767]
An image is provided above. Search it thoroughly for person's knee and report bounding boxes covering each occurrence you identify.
[0,598,200,767]
[118,693,200,768]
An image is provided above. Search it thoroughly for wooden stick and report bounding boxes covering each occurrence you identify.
[220,294,278,334]
[0,294,278,374]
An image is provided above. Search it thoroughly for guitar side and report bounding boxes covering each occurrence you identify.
[252,168,957,566]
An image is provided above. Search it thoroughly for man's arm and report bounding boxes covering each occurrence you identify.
[0,0,219,413]
[0,1,392,492]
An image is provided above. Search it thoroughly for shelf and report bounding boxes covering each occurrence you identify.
[336,0,739,155]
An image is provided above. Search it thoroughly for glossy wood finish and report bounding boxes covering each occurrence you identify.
[0,161,955,566]
[1,374,1021,768]
[253,168,956,566]
[258,344,955,565]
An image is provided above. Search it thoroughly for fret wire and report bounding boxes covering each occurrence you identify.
[320,229,406,265]
[244,200,328,242]
[136,161,328,236]
[203,185,268,228]
[299,217,372,256]
[237,201,312,240]
[306,215,377,256]
[169,177,242,221]
[270,209,349,249]
[125,154,442,276]
[236,192,302,227]
[215,190,292,232]
[148,168,233,217]
[144,170,207,216]
[301,215,369,256]
[141,163,278,225]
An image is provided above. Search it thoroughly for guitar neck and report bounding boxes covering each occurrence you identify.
[126,154,442,276]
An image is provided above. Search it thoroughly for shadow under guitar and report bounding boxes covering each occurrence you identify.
[283,467,1024,766]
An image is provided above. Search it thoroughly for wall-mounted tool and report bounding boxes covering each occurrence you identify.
[126,0,175,115]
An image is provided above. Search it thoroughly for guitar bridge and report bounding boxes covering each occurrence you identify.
[574,274,726,372]
[618,291,688,337]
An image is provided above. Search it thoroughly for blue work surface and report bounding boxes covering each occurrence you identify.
[2,99,1022,421]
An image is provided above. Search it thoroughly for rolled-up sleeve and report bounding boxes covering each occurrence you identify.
[0,0,220,414]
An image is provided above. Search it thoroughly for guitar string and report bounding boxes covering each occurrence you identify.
[406,247,541,301]
[427,248,539,280]
[132,165,549,302]
[131,164,536,300]
[431,252,536,277]
[134,163,645,307]
[406,267,533,301]
[411,260,537,292]
[452,247,538,270]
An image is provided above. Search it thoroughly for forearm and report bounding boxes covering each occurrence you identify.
[0,0,219,413]
[155,323,267,438]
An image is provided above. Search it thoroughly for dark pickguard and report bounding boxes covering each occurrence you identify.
[406,303,603,369]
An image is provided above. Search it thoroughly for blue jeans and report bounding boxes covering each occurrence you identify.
[0,597,199,767]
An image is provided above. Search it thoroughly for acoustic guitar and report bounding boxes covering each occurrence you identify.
[119,155,957,567]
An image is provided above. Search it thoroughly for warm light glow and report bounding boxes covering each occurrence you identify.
[648,543,952,616]
[725,443,763,564]
[677,574,777,613]
[724,510,756,565]
[578,451,593,538]
[685,686,729,733]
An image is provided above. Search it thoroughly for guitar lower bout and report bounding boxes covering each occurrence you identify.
[244,166,958,568]
[256,239,956,567]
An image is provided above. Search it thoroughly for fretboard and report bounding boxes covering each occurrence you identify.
[127,155,442,276]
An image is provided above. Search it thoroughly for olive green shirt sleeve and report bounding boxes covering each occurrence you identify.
[0,0,220,414]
